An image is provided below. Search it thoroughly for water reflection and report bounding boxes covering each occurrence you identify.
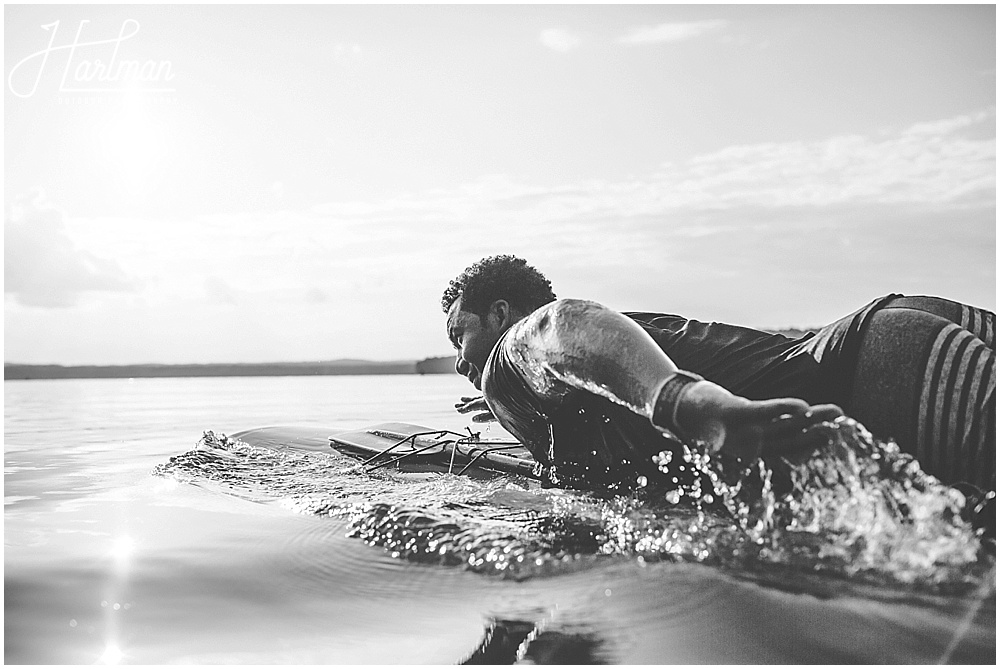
[936,570,997,664]
[462,617,609,664]
[101,536,134,665]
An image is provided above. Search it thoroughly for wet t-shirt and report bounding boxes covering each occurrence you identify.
[626,293,901,406]
[483,295,901,491]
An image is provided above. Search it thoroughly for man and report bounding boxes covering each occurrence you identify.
[442,255,995,496]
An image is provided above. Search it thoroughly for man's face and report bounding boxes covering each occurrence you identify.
[446,297,507,390]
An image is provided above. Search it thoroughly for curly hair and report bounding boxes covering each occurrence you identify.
[441,255,556,318]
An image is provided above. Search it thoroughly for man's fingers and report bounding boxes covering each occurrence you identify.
[454,395,495,422]
[806,404,844,422]
[750,398,810,423]
[455,396,488,413]
[760,403,843,438]
[761,404,846,458]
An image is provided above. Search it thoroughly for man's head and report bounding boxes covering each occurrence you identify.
[442,255,556,389]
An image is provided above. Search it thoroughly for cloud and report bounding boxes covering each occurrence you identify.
[298,108,995,308]
[657,111,995,208]
[619,20,727,45]
[539,28,582,53]
[309,109,994,228]
[4,193,136,308]
[304,286,329,304]
[204,275,238,305]
[16,108,984,330]
[9,110,991,365]
[902,109,993,136]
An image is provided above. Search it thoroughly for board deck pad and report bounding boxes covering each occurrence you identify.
[329,422,540,479]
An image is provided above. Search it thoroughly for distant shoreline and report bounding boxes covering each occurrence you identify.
[4,356,458,380]
[6,329,817,380]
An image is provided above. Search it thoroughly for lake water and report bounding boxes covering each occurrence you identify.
[4,375,996,664]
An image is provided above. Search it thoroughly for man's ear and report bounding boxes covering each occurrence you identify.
[489,299,514,328]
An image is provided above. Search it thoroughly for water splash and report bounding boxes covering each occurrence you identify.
[756,419,981,586]
[153,422,988,590]
[597,417,985,590]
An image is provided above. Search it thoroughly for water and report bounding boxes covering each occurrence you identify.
[5,375,996,663]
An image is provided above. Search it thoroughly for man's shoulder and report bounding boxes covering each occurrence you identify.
[524,302,692,333]
[533,299,677,318]
[533,297,603,311]
[524,298,612,323]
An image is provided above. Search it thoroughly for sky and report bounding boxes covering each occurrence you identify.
[4,4,996,365]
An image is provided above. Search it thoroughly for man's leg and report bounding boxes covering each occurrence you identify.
[848,302,995,490]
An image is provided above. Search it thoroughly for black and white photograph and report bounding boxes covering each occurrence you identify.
[4,3,995,664]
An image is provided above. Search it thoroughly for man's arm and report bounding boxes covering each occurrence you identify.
[499,299,843,459]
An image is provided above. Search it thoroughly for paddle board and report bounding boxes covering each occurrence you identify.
[230,423,541,481]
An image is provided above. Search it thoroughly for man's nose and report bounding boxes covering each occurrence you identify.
[455,355,470,375]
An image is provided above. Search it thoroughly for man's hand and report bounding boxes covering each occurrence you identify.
[455,396,497,423]
[671,381,844,461]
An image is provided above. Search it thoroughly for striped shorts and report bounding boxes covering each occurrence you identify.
[848,297,995,490]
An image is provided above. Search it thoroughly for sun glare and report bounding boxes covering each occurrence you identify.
[110,536,135,563]
[98,642,124,665]
[96,94,171,195]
